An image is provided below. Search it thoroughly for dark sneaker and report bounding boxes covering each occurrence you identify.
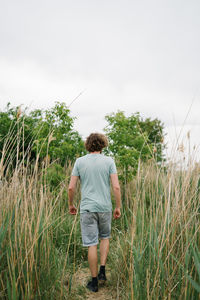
[98,272,107,282]
[86,280,98,292]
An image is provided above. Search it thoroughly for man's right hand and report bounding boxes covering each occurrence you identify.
[113,208,121,219]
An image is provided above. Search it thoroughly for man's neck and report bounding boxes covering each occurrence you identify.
[90,151,101,154]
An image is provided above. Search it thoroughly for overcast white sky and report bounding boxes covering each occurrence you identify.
[0,0,200,162]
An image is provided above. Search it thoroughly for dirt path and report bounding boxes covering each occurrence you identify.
[68,266,118,300]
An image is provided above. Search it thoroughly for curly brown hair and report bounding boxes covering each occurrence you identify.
[85,133,108,152]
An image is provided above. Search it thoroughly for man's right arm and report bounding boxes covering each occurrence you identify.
[110,173,121,219]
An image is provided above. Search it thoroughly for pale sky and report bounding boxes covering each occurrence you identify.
[0,0,200,162]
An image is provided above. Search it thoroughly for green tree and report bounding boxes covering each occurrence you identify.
[0,103,15,154]
[0,103,37,169]
[0,102,85,170]
[138,116,165,163]
[31,102,86,165]
[104,111,165,185]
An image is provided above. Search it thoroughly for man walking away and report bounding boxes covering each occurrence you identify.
[68,133,121,292]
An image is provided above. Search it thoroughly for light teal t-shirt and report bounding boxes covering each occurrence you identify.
[72,154,117,213]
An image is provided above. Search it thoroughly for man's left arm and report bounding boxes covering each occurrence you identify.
[68,175,79,215]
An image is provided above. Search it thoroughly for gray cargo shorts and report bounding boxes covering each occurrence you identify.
[80,211,112,247]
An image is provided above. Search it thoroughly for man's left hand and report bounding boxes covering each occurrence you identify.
[69,205,77,215]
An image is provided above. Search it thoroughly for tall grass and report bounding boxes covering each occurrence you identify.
[110,160,200,299]
[0,164,83,299]
[0,126,83,299]
[0,123,199,299]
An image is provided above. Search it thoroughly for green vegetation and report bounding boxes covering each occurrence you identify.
[104,111,165,183]
[0,102,86,168]
[0,102,199,299]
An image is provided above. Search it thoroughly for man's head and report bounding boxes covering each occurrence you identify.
[85,133,108,153]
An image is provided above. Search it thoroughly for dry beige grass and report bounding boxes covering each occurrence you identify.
[68,266,118,300]
[0,123,199,299]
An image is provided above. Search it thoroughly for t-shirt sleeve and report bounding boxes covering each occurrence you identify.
[71,159,80,176]
[109,159,117,174]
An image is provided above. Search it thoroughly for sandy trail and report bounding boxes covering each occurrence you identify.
[69,266,118,300]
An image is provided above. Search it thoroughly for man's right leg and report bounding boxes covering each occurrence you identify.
[98,211,112,282]
[98,238,109,281]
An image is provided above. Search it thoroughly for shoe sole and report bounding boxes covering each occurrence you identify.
[86,287,98,292]
[98,279,106,284]
[86,283,98,292]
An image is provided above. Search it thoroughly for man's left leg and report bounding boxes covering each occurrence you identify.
[87,245,98,292]
[88,245,98,277]
[80,213,99,292]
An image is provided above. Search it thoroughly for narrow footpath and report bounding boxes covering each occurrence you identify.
[68,266,118,300]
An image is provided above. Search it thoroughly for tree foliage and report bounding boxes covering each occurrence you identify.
[138,116,165,162]
[0,102,86,168]
[104,111,165,183]
[30,102,86,165]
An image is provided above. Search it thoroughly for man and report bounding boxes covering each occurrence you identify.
[68,133,121,293]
